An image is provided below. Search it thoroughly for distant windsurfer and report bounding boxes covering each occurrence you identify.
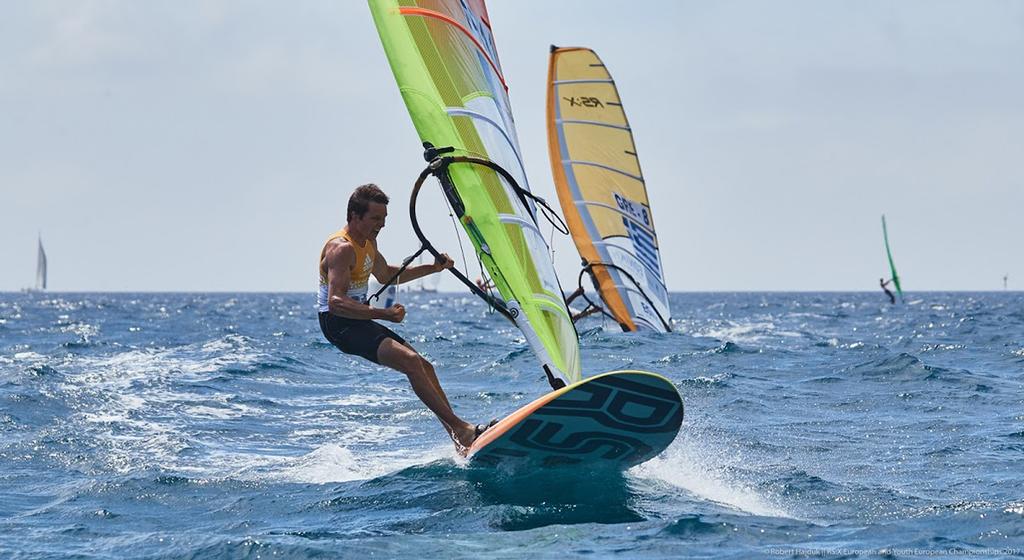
[565,259,593,307]
[318,184,493,455]
[475,276,494,292]
[564,286,584,306]
[880,278,895,304]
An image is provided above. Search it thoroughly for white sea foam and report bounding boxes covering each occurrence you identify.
[65,338,260,390]
[184,405,241,419]
[278,444,368,483]
[47,334,456,484]
[155,438,455,485]
[52,336,266,473]
[60,322,99,340]
[697,321,801,345]
[690,373,731,385]
[635,432,791,519]
[330,393,407,407]
[268,443,452,484]
[180,392,260,419]
[287,421,409,446]
[336,423,409,444]
[13,351,47,362]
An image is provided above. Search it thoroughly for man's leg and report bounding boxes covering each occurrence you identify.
[376,338,478,454]
[395,342,454,410]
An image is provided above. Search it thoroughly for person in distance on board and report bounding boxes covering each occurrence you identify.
[317,184,495,455]
[879,277,896,305]
[474,276,494,291]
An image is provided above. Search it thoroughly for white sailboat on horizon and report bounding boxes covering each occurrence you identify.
[24,235,47,292]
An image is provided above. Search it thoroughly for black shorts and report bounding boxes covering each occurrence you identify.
[318,312,406,364]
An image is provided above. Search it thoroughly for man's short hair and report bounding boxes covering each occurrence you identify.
[347,183,389,221]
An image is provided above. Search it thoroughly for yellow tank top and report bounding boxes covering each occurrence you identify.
[317,227,377,311]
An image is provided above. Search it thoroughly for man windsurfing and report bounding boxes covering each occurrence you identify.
[880,277,896,305]
[318,184,493,455]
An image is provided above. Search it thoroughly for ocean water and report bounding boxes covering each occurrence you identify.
[1,291,1022,559]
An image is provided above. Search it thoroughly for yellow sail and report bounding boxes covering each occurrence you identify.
[547,47,671,332]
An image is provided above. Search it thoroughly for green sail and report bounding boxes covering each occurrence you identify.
[369,0,581,385]
[881,214,904,301]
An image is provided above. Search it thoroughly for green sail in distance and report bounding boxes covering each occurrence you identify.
[369,0,581,385]
[882,214,903,301]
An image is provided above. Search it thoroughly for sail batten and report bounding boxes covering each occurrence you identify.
[547,47,671,332]
[397,7,508,90]
[579,204,658,236]
[558,119,632,131]
[552,79,614,85]
[564,160,645,182]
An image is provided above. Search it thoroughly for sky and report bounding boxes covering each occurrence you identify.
[2,0,1022,292]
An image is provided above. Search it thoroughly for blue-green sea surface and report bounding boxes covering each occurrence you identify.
[1,292,1022,558]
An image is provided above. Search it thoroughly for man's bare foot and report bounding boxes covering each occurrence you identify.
[452,419,499,457]
[452,422,477,457]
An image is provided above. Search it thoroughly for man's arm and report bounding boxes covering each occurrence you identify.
[325,240,402,321]
[371,248,454,284]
